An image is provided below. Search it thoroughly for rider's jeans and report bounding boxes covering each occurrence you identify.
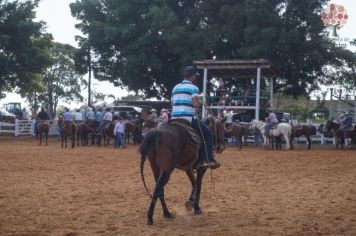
[115,132,124,148]
[191,118,214,162]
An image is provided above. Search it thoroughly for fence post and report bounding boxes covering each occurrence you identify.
[15,119,19,136]
[31,119,35,136]
[321,134,325,145]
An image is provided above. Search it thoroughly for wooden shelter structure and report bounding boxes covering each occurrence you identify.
[194,59,278,120]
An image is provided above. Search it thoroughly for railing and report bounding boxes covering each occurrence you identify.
[0,120,59,136]
[226,123,339,146]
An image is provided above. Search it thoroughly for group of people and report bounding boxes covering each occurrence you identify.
[59,107,130,148]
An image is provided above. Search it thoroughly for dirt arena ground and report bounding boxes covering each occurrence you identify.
[0,137,355,236]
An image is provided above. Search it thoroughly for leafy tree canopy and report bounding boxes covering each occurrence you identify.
[0,0,52,98]
[70,0,356,99]
[28,42,84,118]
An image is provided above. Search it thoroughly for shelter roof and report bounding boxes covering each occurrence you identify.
[194,59,278,79]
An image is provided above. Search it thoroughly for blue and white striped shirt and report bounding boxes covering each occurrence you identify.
[171,80,199,122]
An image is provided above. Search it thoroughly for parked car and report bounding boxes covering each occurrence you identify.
[107,106,142,119]
[0,109,16,123]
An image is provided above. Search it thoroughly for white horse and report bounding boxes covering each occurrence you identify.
[251,119,292,150]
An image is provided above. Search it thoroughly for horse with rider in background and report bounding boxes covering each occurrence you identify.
[36,120,49,146]
[97,108,113,146]
[102,121,116,147]
[61,108,76,148]
[325,118,355,149]
[35,107,51,146]
[251,119,292,150]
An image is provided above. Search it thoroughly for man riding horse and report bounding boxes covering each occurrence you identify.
[35,107,51,131]
[171,65,219,169]
[97,107,113,146]
[265,109,278,135]
[339,112,353,140]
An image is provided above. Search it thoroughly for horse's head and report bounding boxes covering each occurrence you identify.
[324,119,335,133]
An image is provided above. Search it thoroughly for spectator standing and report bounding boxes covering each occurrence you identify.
[114,117,125,148]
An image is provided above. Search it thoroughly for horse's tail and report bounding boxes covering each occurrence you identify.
[139,128,160,200]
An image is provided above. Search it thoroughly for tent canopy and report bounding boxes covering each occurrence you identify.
[194,59,278,78]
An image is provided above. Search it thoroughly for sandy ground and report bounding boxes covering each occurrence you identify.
[0,137,355,236]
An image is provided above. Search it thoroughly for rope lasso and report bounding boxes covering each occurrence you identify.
[194,102,217,198]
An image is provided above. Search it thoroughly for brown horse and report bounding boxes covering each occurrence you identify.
[225,123,249,150]
[36,120,49,146]
[61,121,77,148]
[124,120,136,144]
[133,118,144,144]
[325,120,355,149]
[76,123,88,146]
[103,122,115,147]
[86,120,98,145]
[290,124,316,150]
[140,117,226,225]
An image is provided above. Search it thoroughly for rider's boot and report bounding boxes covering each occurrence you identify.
[200,155,220,169]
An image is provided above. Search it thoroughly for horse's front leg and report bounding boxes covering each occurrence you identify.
[193,167,208,215]
[185,169,196,210]
[45,133,48,146]
[284,134,290,150]
[262,134,268,148]
[290,136,294,150]
[71,135,75,148]
[306,135,311,150]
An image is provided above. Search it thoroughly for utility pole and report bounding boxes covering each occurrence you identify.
[87,47,92,107]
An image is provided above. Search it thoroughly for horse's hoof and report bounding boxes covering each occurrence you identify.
[164,211,175,219]
[185,200,194,211]
[194,208,202,215]
[147,219,153,225]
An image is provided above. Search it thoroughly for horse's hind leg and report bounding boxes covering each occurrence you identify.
[45,133,48,146]
[185,169,196,210]
[193,167,208,215]
[147,170,172,225]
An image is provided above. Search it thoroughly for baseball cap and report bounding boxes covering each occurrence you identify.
[183,66,199,77]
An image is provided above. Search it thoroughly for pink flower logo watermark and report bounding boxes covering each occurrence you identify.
[321,3,348,37]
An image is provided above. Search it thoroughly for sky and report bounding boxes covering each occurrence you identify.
[0,0,356,108]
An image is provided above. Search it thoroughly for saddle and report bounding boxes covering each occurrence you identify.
[38,120,49,125]
[168,119,201,147]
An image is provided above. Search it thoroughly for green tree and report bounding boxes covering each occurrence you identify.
[70,0,356,99]
[33,43,84,118]
[0,0,52,98]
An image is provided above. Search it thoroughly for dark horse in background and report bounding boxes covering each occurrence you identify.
[76,122,97,146]
[124,120,136,144]
[140,116,226,225]
[290,124,316,150]
[224,123,249,150]
[61,121,77,148]
[325,120,355,149]
[102,122,115,147]
[36,120,49,146]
